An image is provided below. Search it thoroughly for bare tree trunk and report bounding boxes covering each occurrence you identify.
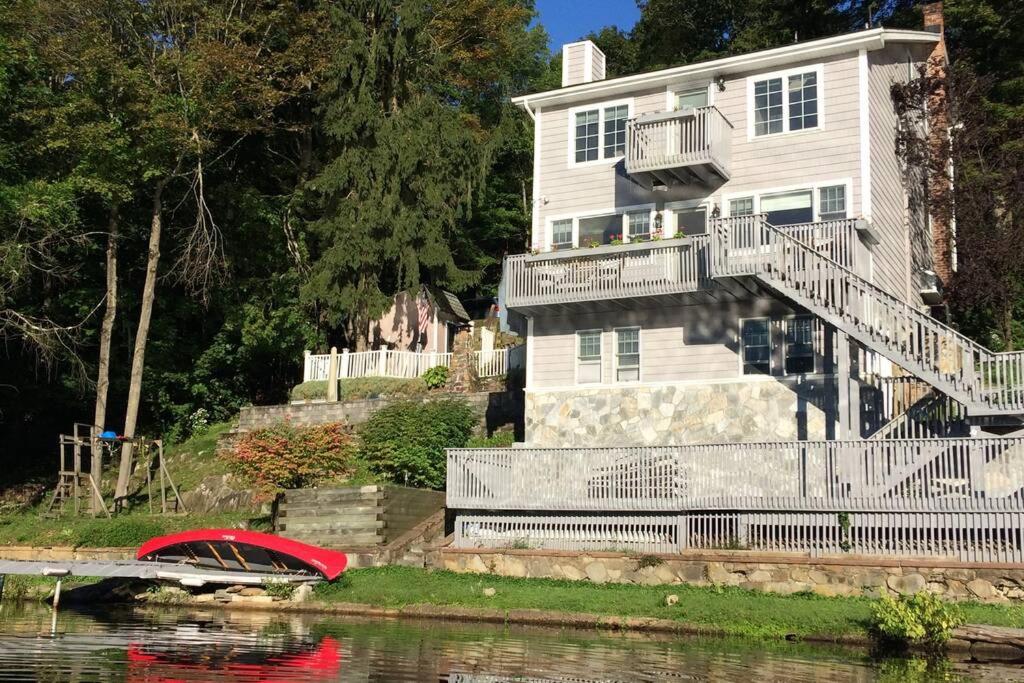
[91,205,118,511]
[115,182,167,501]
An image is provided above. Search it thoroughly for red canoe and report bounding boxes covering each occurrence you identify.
[136,529,348,581]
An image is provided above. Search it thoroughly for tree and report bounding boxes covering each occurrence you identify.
[304,0,544,349]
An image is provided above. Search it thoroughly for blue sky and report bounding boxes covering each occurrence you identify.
[534,0,640,51]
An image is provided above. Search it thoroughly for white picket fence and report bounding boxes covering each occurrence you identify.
[302,345,524,382]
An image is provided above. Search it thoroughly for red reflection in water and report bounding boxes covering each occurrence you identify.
[125,636,342,682]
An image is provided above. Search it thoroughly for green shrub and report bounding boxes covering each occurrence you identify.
[74,517,169,548]
[340,377,426,400]
[871,591,964,650]
[421,365,449,389]
[466,431,516,448]
[290,380,328,401]
[222,422,359,494]
[359,399,477,489]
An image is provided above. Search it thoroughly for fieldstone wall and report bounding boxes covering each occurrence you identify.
[526,378,835,446]
[238,390,523,437]
[440,548,1024,603]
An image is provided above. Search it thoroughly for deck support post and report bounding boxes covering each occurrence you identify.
[52,579,61,610]
[326,347,339,402]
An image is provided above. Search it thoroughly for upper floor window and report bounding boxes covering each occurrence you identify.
[615,327,640,382]
[552,219,573,250]
[749,66,822,138]
[740,318,771,375]
[675,88,709,110]
[626,211,650,241]
[577,330,602,384]
[818,185,847,221]
[570,100,632,165]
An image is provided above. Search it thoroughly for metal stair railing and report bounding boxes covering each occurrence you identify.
[709,215,1024,414]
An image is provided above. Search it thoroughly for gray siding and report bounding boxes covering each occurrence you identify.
[868,45,932,306]
[529,298,830,389]
[535,53,864,250]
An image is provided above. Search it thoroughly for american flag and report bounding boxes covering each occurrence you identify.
[417,293,431,336]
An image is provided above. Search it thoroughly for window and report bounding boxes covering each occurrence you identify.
[571,101,632,164]
[579,213,621,246]
[750,67,821,137]
[615,328,640,382]
[761,190,813,226]
[675,88,709,110]
[551,219,573,249]
[574,110,600,162]
[787,72,818,131]
[627,211,650,241]
[818,185,847,221]
[784,316,816,374]
[603,105,628,158]
[577,330,602,384]
[740,318,771,375]
[675,207,707,236]
[729,197,754,216]
[753,78,783,136]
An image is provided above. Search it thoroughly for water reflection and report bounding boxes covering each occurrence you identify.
[0,602,1020,682]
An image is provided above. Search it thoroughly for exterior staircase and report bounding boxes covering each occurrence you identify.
[711,216,1024,418]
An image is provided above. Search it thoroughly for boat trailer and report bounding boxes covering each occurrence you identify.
[0,529,349,606]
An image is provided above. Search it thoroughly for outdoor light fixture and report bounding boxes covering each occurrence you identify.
[716,76,726,91]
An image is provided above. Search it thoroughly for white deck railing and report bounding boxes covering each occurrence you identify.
[447,437,1024,513]
[625,106,732,177]
[302,346,524,382]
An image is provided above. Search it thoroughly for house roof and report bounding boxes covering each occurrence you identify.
[512,28,939,111]
[426,286,470,321]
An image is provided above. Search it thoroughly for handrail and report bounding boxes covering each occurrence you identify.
[710,215,1024,412]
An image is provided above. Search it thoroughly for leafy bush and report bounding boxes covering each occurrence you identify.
[421,365,449,389]
[466,431,516,448]
[340,377,426,400]
[359,399,477,489]
[871,591,964,650]
[290,380,328,401]
[74,517,169,548]
[222,422,359,494]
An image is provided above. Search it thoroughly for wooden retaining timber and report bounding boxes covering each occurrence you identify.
[276,485,445,549]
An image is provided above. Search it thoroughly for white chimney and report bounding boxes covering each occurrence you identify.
[561,40,606,87]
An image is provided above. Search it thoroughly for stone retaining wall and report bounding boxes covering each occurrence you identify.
[525,378,834,446]
[440,548,1024,603]
[238,390,523,437]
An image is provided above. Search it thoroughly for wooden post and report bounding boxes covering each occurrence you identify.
[326,347,339,402]
[303,349,312,382]
[340,348,350,379]
[378,347,388,376]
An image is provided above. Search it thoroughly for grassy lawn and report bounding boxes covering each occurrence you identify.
[314,566,1024,640]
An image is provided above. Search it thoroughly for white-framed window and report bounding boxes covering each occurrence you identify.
[740,318,771,375]
[818,185,847,221]
[579,213,621,247]
[603,104,629,158]
[626,211,650,241]
[675,87,709,110]
[761,189,814,226]
[551,219,574,250]
[675,206,708,236]
[576,329,603,384]
[748,65,823,138]
[784,316,816,375]
[614,327,640,382]
[729,197,754,216]
[569,99,633,166]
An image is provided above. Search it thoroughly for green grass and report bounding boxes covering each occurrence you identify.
[314,567,1024,640]
[162,421,235,492]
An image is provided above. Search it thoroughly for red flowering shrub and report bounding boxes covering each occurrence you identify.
[222,421,358,494]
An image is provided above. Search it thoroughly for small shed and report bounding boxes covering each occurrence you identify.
[368,285,470,353]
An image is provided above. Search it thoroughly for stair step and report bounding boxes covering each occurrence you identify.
[278,520,384,533]
[279,505,383,518]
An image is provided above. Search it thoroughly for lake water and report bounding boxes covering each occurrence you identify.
[0,602,1021,681]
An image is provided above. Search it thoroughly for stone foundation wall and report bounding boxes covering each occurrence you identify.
[526,378,835,446]
[238,390,523,437]
[440,548,1024,603]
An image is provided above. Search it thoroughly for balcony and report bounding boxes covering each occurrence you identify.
[504,236,713,311]
[625,106,732,189]
[504,217,866,312]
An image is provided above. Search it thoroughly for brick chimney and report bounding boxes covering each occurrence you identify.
[923,2,954,288]
[561,40,606,87]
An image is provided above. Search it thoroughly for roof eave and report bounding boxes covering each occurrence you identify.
[513,28,938,110]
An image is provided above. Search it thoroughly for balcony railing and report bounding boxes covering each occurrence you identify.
[625,106,732,184]
[505,216,864,310]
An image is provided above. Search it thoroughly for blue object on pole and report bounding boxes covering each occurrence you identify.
[99,431,118,440]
